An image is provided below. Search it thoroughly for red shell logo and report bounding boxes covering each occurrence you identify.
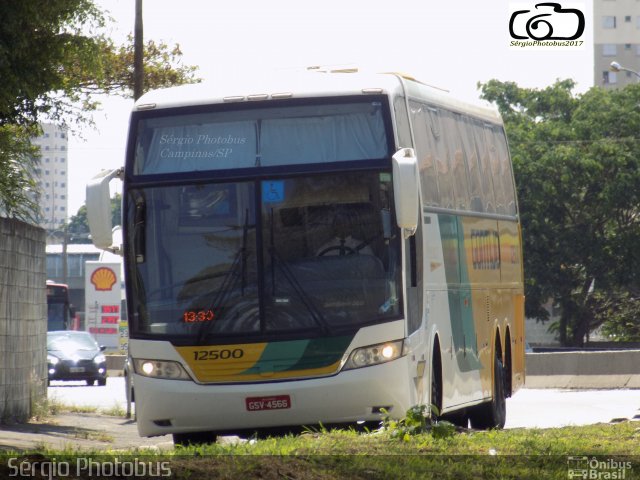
[91,267,117,291]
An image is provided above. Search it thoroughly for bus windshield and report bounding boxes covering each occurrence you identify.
[132,101,388,175]
[47,303,67,331]
[47,283,70,331]
[127,171,402,341]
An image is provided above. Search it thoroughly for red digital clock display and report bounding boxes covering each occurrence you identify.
[183,309,215,323]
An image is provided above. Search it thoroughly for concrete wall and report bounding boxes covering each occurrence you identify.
[0,218,47,423]
[525,350,640,389]
[106,355,126,372]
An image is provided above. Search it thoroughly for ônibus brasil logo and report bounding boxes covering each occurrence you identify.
[509,2,585,48]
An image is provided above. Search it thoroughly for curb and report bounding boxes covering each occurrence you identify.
[525,374,640,389]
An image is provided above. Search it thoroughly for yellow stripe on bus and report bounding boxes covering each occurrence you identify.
[175,343,343,383]
[176,343,268,380]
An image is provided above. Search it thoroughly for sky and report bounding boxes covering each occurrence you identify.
[67,0,595,216]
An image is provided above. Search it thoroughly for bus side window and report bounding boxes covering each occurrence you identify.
[478,125,496,214]
[393,96,413,149]
[486,126,507,215]
[409,101,439,207]
[432,110,455,210]
[447,112,471,211]
[495,128,517,216]
[461,117,484,213]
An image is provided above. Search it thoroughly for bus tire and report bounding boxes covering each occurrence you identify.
[505,331,513,398]
[430,346,442,420]
[469,355,506,430]
[442,409,468,428]
[173,431,218,446]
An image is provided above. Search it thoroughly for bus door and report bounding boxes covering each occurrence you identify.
[404,218,431,408]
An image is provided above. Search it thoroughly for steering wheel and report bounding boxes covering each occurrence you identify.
[317,245,357,256]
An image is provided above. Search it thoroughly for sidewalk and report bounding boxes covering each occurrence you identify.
[0,413,172,452]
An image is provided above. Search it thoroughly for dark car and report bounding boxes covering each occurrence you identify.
[47,331,107,386]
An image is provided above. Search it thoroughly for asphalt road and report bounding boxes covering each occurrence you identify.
[48,378,640,429]
[48,377,129,411]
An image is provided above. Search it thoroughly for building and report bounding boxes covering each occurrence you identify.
[594,0,640,88]
[31,123,69,231]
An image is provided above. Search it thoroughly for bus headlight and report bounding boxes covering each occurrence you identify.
[343,340,405,370]
[133,359,192,381]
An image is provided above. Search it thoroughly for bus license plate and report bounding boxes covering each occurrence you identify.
[246,395,291,411]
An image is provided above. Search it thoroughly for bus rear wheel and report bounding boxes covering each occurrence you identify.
[172,431,218,446]
[469,355,506,430]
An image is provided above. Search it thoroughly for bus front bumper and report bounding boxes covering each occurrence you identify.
[133,356,411,437]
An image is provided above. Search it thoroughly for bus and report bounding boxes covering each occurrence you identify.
[86,71,525,443]
[46,281,77,331]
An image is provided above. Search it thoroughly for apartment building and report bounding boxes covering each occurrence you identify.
[31,123,69,232]
[595,0,640,88]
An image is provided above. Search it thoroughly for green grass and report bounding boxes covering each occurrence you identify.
[100,403,126,417]
[34,397,127,418]
[5,422,638,479]
[156,422,640,479]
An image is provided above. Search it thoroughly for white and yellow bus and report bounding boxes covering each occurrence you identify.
[87,71,525,444]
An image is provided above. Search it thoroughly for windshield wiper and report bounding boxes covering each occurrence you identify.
[241,208,249,294]
[197,210,252,343]
[130,191,149,318]
[268,209,332,336]
[133,191,146,264]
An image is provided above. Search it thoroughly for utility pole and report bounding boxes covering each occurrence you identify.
[133,0,144,100]
[62,224,68,286]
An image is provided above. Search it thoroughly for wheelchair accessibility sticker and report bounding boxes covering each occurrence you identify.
[262,180,285,203]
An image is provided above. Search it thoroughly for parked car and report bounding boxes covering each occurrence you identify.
[47,331,107,386]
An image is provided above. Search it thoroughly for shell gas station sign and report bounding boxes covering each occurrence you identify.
[85,261,126,352]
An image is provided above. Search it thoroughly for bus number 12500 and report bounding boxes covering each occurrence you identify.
[192,349,244,361]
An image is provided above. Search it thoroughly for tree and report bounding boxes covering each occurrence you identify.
[597,291,640,342]
[0,1,103,126]
[479,80,640,346]
[0,1,199,127]
[69,35,199,109]
[0,125,41,222]
[0,0,199,221]
[68,194,121,244]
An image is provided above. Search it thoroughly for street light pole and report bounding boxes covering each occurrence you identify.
[134,0,144,100]
[62,224,68,286]
[609,61,640,80]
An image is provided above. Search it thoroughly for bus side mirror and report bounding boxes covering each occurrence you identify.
[86,168,123,254]
[392,148,419,236]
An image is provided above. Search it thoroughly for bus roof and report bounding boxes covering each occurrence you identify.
[135,70,503,126]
